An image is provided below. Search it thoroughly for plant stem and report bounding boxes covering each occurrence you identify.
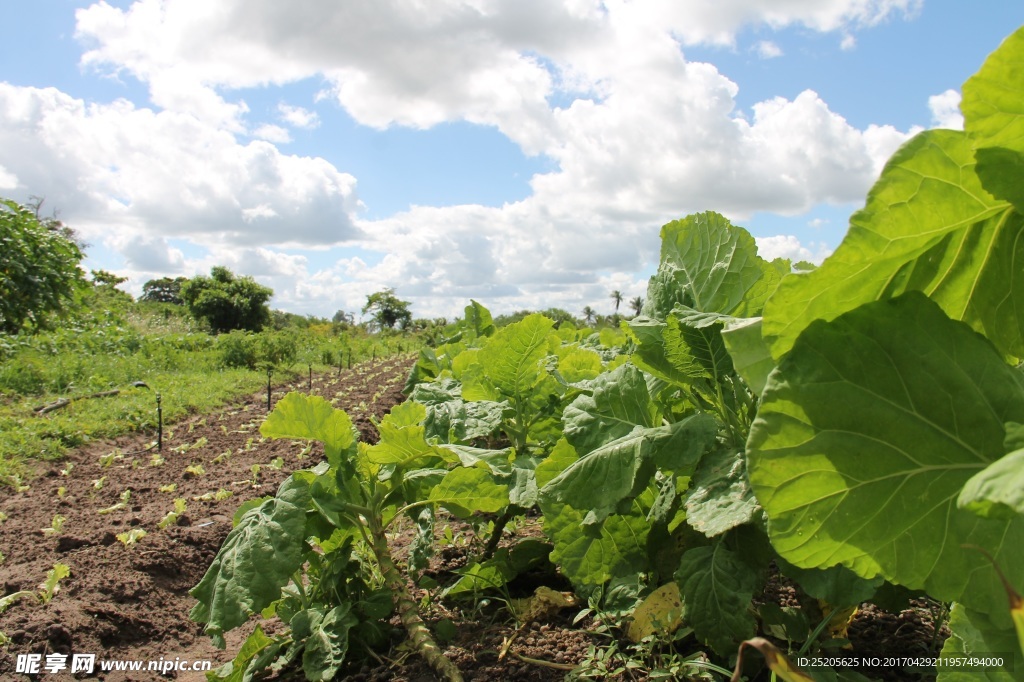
[478,507,516,563]
[367,517,464,682]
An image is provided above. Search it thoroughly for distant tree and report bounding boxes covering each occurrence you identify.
[629,296,644,316]
[0,198,87,334]
[362,288,412,330]
[180,266,273,333]
[91,269,128,287]
[141,276,189,305]
[609,290,623,314]
[581,305,597,326]
[332,309,355,325]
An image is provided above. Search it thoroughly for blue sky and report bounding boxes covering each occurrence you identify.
[1,1,1021,320]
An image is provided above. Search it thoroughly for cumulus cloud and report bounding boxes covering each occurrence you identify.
[0,83,363,250]
[929,89,963,130]
[0,0,926,317]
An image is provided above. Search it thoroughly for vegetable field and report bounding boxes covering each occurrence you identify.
[3,21,1024,682]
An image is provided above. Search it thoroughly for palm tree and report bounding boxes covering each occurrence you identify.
[609,290,623,314]
[581,305,597,326]
[629,296,643,316]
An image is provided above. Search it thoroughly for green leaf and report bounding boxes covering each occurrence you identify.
[556,346,605,384]
[675,544,760,655]
[763,129,1023,360]
[777,560,883,611]
[436,443,513,475]
[535,438,577,488]
[471,313,557,403]
[959,450,1024,520]
[644,211,766,318]
[205,625,274,682]
[261,393,356,471]
[541,416,716,525]
[465,299,496,338]
[429,467,509,517]
[963,26,1024,211]
[302,604,358,681]
[562,363,658,455]
[721,317,775,396]
[683,448,759,538]
[190,475,312,647]
[938,604,1023,682]
[541,499,649,586]
[366,405,447,466]
[625,316,702,386]
[748,293,1024,621]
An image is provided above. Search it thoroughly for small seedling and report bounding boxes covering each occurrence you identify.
[249,464,261,486]
[57,487,67,498]
[0,512,7,524]
[41,514,66,537]
[60,463,74,476]
[98,451,120,468]
[267,456,284,471]
[38,563,70,603]
[97,489,131,515]
[158,498,187,529]
[212,450,232,465]
[193,489,233,502]
[158,483,178,493]
[92,476,107,490]
[150,453,166,467]
[116,528,148,547]
[185,463,206,477]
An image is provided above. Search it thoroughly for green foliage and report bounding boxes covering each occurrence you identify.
[362,288,412,330]
[0,199,87,334]
[140,276,188,304]
[181,266,273,333]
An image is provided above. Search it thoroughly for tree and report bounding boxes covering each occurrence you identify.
[141,276,189,304]
[180,266,273,333]
[609,290,623,314]
[581,305,597,326]
[0,198,87,334]
[629,296,644,316]
[362,288,412,330]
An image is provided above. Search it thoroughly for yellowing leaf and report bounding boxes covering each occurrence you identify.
[627,582,684,642]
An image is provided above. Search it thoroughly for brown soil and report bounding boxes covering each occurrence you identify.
[0,353,949,682]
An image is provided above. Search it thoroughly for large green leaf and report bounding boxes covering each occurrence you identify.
[626,316,703,386]
[721,317,775,397]
[748,293,1024,621]
[541,416,717,525]
[261,393,356,470]
[683,448,759,538]
[302,604,358,681]
[464,299,496,338]
[643,211,766,318]
[562,363,658,455]
[958,449,1024,520]
[963,26,1024,212]
[938,604,1023,682]
[429,467,509,517]
[675,544,760,655]
[541,499,649,586]
[763,129,1024,360]
[466,313,556,403]
[190,475,312,647]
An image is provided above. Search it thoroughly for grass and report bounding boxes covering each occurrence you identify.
[0,291,416,482]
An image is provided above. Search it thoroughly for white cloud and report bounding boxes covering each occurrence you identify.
[0,163,17,189]
[755,235,832,263]
[278,103,320,129]
[840,33,857,50]
[929,89,963,130]
[0,83,363,251]
[807,217,829,228]
[252,123,292,143]
[0,0,926,318]
[754,40,783,59]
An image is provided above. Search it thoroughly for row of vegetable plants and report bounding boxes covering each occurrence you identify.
[188,25,1024,682]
